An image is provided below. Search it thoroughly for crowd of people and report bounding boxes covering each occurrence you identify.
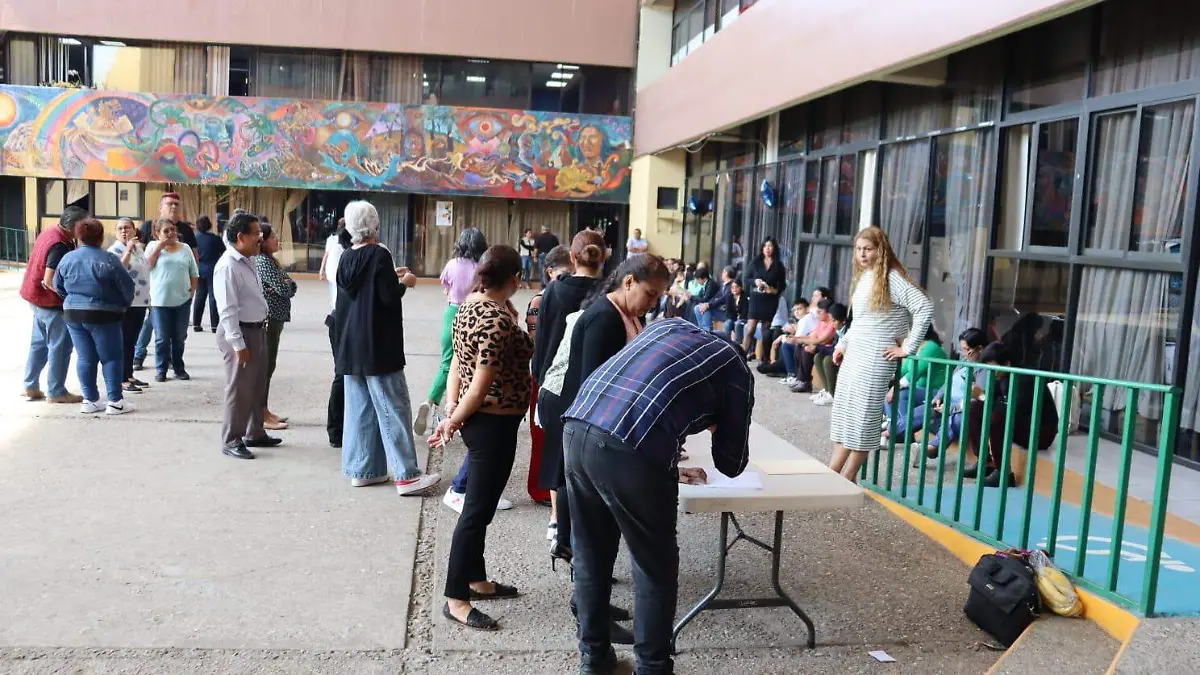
[20,193,298,442]
[21,191,1053,673]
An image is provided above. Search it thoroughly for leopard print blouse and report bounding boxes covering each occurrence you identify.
[452,298,534,413]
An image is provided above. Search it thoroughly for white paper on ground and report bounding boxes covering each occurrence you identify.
[695,470,764,490]
[868,650,896,663]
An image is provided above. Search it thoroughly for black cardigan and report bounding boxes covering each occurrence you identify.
[532,275,604,383]
[744,256,787,296]
[558,296,628,408]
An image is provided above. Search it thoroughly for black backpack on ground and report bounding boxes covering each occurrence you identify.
[963,552,1041,646]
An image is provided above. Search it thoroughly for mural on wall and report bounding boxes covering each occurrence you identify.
[0,85,633,203]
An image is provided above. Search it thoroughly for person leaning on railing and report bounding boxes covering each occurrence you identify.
[962,342,1059,488]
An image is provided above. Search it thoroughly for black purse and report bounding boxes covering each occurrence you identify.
[963,552,1041,646]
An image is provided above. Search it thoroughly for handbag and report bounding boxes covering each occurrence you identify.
[963,552,1041,646]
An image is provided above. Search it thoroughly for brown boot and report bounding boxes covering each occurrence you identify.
[47,393,84,404]
[23,388,45,401]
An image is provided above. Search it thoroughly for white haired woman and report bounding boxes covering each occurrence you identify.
[332,201,440,495]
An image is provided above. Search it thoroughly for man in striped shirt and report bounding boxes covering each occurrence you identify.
[562,318,754,675]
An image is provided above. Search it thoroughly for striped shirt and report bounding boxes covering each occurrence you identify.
[564,318,754,475]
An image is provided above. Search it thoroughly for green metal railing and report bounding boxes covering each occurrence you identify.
[0,226,29,265]
[860,354,1182,616]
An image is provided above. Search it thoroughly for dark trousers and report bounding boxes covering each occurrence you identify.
[326,314,343,445]
[797,346,816,383]
[121,306,148,382]
[444,412,522,600]
[192,270,218,329]
[263,319,285,407]
[217,323,268,449]
[151,302,190,376]
[565,420,678,675]
[967,397,1057,469]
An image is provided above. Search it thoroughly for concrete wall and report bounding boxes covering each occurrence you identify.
[633,0,1100,155]
[628,151,687,258]
[0,0,639,68]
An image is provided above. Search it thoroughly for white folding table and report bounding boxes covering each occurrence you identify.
[674,422,864,649]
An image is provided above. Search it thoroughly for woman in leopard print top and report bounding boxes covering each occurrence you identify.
[428,245,533,632]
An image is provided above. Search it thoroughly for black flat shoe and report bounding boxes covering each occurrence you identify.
[154,373,167,383]
[192,326,203,333]
[579,647,620,675]
[962,463,979,479]
[534,498,552,507]
[129,377,149,387]
[329,440,342,448]
[442,603,499,631]
[983,469,1015,489]
[222,443,255,460]
[244,435,283,448]
[469,581,520,600]
[174,371,191,381]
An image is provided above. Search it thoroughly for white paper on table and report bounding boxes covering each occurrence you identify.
[695,470,763,490]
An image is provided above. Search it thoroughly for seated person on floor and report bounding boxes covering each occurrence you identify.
[808,302,848,406]
[693,265,736,331]
[781,299,837,394]
[962,342,1059,488]
[727,279,750,345]
[661,267,690,319]
[682,262,719,324]
[905,327,988,462]
[756,298,809,376]
[881,325,950,441]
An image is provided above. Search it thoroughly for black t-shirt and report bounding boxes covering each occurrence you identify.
[140,219,198,250]
[46,241,73,270]
[534,232,560,255]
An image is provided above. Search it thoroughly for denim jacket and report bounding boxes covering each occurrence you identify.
[54,245,135,314]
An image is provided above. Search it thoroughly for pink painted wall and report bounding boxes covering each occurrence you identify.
[0,0,638,68]
[634,0,1097,155]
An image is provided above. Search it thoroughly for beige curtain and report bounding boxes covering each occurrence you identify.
[207,46,230,95]
[225,187,307,266]
[467,198,514,253]
[173,44,207,94]
[339,52,371,102]
[370,53,424,104]
[7,37,37,85]
[517,201,572,248]
[169,184,220,224]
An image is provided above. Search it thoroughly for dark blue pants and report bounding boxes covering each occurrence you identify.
[151,302,190,376]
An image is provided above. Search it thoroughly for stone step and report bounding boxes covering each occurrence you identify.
[988,616,1119,675]
[1112,618,1200,675]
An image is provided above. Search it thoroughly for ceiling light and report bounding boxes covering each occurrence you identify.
[556,64,580,70]
[551,72,574,80]
[546,81,567,88]
[99,40,126,47]
[467,58,490,64]
[465,75,487,83]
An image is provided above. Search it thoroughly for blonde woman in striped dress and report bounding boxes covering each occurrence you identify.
[829,227,933,483]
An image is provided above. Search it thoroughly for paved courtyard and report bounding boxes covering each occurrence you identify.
[0,274,999,674]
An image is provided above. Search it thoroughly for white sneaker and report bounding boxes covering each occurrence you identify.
[80,400,103,414]
[546,520,558,541]
[413,401,433,436]
[105,400,135,415]
[396,473,441,496]
[443,487,465,514]
[351,475,392,487]
[780,376,797,386]
[813,391,834,406]
[496,497,513,511]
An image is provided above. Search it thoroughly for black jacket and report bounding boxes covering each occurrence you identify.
[532,275,603,383]
[558,296,629,410]
[729,294,750,322]
[334,244,407,377]
[690,277,719,304]
[744,256,787,296]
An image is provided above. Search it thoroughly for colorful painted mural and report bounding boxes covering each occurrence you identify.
[0,85,633,203]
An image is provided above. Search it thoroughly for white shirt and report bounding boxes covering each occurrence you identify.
[324,234,343,311]
[108,241,151,308]
[213,247,268,351]
[796,308,820,336]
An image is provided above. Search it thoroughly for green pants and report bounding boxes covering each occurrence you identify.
[814,352,839,395]
[428,303,459,405]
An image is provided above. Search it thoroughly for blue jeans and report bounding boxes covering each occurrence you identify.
[693,304,727,332]
[923,411,964,450]
[885,387,928,435]
[25,306,73,397]
[780,342,798,376]
[342,370,421,481]
[451,460,469,494]
[134,312,153,363]
[65,321,124,404]
[537,253,547,282]
[521,255,533,282]
[151,303,190,376]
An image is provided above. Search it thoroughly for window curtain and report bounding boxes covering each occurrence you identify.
[1073,104,1193,420]
[715,170,737,272]
[878,139,930,269]
[167,184,220,226]
[7,36,37,85]
[1185,284,1200,431]
[207,46,230,96]
[943,130,995,337]
[370,54,423,104]
[778,161,804,271]
[255,51,342,100]
[38,35,70,84]
[817,158,837,235]
[802,243,832,297]
[1094,0,1200,96]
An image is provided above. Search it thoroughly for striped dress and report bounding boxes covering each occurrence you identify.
[829,269,934,451]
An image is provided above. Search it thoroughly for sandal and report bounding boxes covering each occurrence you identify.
[442,603,499,631]
[469,581,520,600]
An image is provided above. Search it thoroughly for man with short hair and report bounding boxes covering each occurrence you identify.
[533,225,559,283]
[20,207,87,403]
[564,319,753,675]
[213,213,280,460]
[693,265,736,331]
[135,192,198,368]
[626,228,649,256]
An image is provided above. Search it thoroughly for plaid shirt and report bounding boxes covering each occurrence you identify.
[564,318,754,475]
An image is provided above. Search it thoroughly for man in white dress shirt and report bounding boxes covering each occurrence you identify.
[213,213,281,459]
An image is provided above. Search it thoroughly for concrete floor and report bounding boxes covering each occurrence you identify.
[0,274,1001,674]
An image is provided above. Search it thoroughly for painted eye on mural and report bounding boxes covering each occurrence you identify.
[463,113,506,140]
[333,108,366,129]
